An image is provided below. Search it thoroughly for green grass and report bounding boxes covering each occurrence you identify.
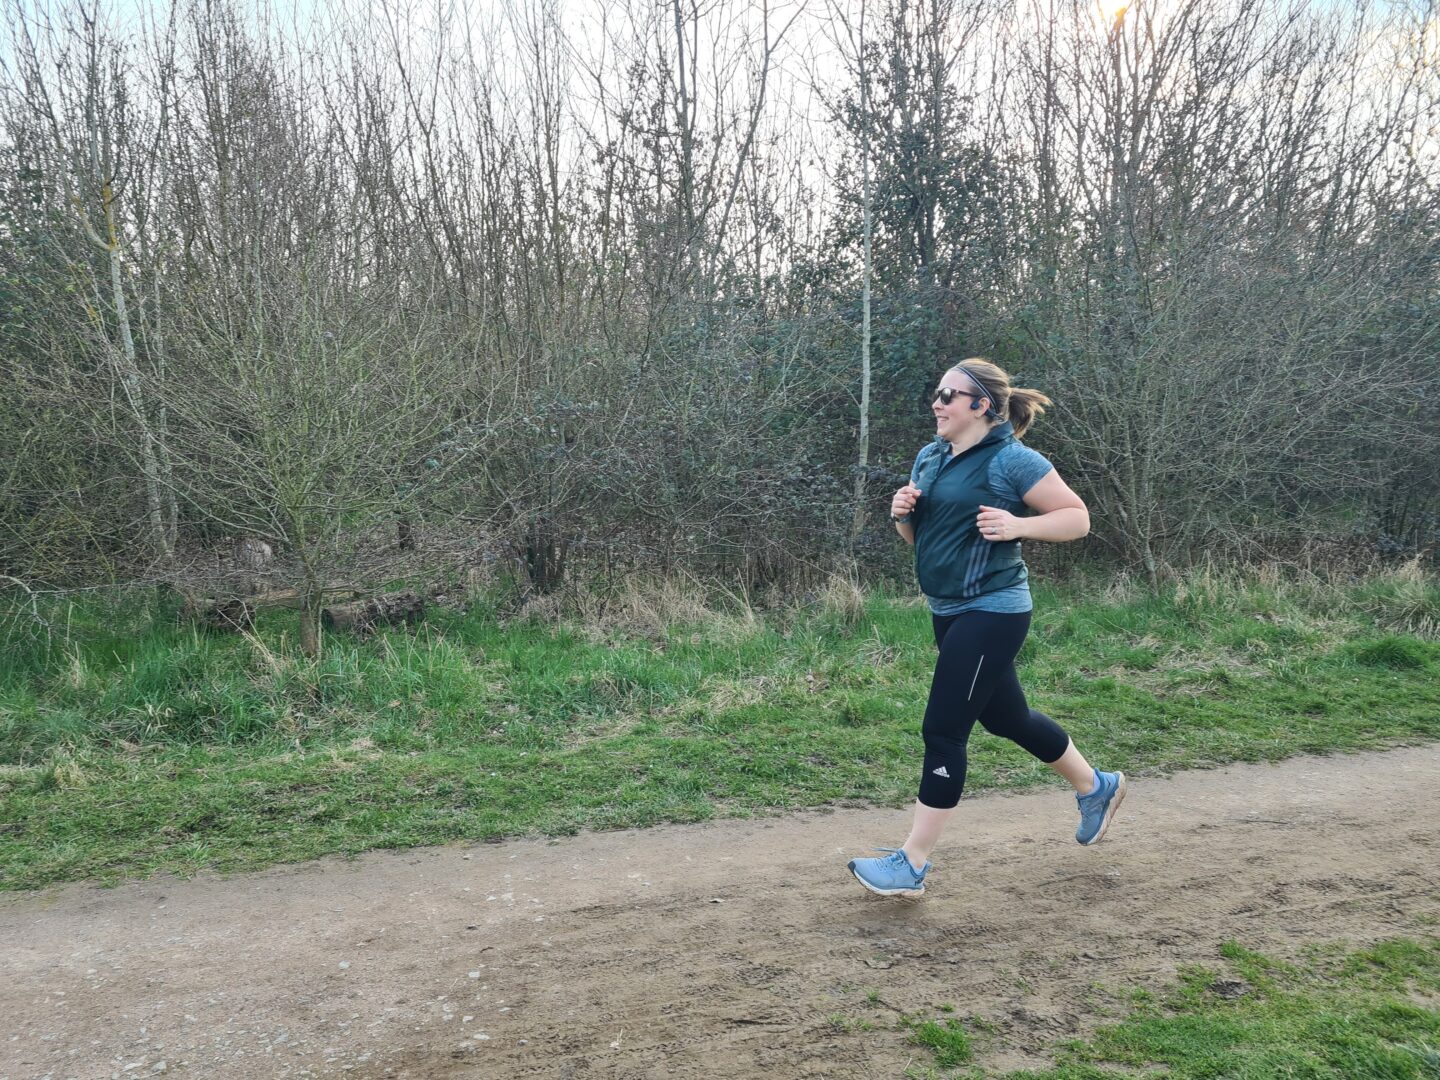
[911,1016,974,1067]
[996,937,1440,1080]
[1,570,1438,889]
[894,937,1440,1079]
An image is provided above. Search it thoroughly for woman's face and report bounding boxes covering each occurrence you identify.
[932,369,990,442]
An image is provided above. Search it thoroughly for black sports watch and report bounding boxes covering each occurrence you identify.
[889,512,913,525]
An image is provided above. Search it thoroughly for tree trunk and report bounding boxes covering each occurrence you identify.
[850,0,874,544]
[299,588,323,658]
[104,191,174,565]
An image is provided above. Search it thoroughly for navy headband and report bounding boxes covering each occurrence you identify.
[955,366,1000,419]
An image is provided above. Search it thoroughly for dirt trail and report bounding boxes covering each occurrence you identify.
[4,745,1439,1080]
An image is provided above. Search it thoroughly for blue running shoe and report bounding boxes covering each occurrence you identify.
[1076,769,1126,846]
[847,848,930,898]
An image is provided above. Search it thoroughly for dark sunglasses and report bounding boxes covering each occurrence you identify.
[933,386,984,406]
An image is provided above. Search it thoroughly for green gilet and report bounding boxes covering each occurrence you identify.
[910,423,1028,601]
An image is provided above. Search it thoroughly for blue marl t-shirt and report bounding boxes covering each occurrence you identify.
[909,441,1055,616]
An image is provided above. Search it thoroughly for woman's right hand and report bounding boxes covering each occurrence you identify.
[891,483,922,520]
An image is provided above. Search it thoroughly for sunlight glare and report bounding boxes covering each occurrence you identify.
[1095,0,1130,29]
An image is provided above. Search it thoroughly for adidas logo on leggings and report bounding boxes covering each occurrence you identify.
[931,766,950,778]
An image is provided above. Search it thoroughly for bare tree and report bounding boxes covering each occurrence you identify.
[1010,0,1439,580]
[823,0,877,542]
[1,0,1435,605]
[5,5,177,566]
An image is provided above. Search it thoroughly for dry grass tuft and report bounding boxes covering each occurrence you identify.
[815,565,867,627]
[242,628,291,679]
[606,576,718,637]
[854,624,900,668]
[517,575,740,641]
[1099,571,1143,605]
[46,752,92,790]
[701,674,774,712]
[1363,557,1440,639]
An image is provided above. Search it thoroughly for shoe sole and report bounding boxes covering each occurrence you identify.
[1081,771,1126,847]
[848,864,925,899]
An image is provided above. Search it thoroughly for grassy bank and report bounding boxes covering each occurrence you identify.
[1,568,1438,889]
[887,935,1440,1078]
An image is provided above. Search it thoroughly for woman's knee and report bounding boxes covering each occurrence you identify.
[921,724,970,762]
[919,739,967,807]
[980,708,1069,761]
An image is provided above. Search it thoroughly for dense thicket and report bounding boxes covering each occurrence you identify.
[2,0,1437,619]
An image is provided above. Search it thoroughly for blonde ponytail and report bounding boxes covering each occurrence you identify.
[950,359,1052,439]
[1005,387,1051,439]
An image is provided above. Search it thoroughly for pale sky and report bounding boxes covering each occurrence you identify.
[2,0,1432,208]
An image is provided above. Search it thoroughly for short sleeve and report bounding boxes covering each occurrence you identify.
[909,444,933,486]
[992,443,1054,503]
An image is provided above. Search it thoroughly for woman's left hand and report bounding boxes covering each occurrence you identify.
[976,505,1024,542]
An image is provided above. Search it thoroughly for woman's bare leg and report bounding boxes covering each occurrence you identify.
[901,801,955,870]
[1048,739,1097,793]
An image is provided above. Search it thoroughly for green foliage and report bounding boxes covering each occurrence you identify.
[1,574,1438,887]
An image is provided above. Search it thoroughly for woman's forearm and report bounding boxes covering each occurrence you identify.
[1016,506,1089,543]
[895,519,916,546]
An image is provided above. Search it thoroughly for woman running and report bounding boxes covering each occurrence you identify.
[848,358,1125,898]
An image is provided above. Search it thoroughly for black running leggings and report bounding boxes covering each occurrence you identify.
[918,609,1070,809]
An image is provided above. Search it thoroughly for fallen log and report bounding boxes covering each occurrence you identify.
[245,585,362,610]
[321,589,425,636]
[180,595,255,633]
[181,585,362,633]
